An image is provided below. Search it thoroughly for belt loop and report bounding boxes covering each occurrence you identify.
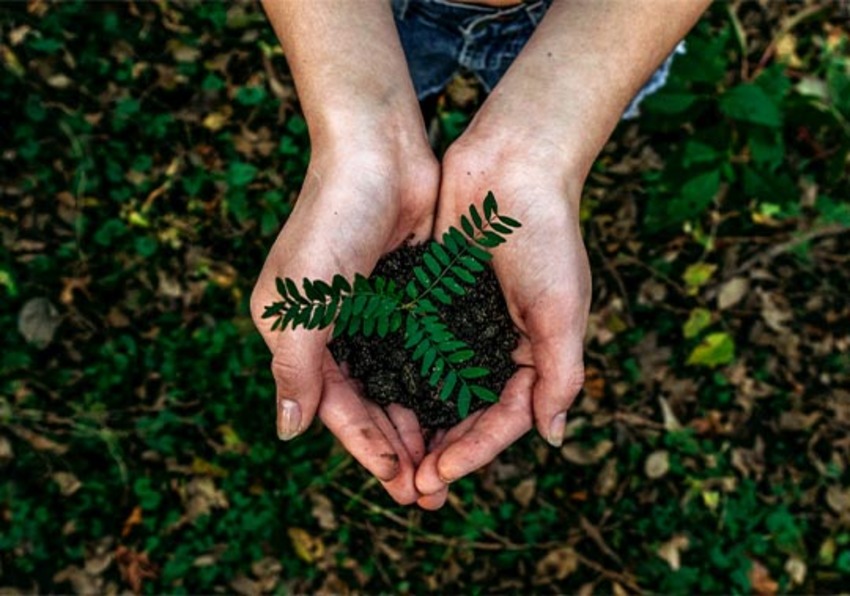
[392,0,411,20]
[524,0,550,26]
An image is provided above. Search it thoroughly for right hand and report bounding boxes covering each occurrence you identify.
[250,138,439,505]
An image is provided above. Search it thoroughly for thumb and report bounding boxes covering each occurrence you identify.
[530,327,586,448]
[270,326,327,440]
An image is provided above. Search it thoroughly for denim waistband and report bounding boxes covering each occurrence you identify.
[394,0,550,28]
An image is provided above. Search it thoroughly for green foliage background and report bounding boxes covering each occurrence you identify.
[1,1,849,593]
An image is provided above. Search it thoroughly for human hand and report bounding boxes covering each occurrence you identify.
[414,130,591,509]
[250,139,439,504]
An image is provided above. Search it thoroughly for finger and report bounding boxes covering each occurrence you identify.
[432,367,536,484]
[415,409,486,495]
[270,327,328,440]
[417,487,449,511]
[362,400,420,505]
[386,404,426,466]
[318,354,401,483]
[527,315,586,448]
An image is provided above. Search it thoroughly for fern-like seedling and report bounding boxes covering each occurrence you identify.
[262,192,521,418]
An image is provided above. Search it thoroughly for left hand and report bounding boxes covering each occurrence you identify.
[413,126,592,510]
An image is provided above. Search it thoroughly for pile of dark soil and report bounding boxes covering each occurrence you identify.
[329,244,519,428]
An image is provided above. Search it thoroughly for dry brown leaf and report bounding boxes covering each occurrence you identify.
[826,485,850,514]
[115,546,158,594]
[230,575,260,596]
[18,297,61,348]
[645,450,670,479]
[52,471,82,496]
[183,477,229,523]
[784,555,806,586]
[0,435,13,464]
[251,557,282,592]
[309,492,338,531]
[659,396,683,431]
[562,440,613,466]
[53,565,100,595]
[656,535,689,570]
[512,477,536,507]
[9,425,68,455]
[595,458,619,497]
[718,277,749,310]
[534,547,579,584]
[748,559,778,596]
[121,506,143,538]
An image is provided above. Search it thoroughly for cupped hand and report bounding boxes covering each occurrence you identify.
[414,132,592,509]
[250,142,439,504]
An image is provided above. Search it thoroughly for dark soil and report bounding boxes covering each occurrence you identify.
[329,244,519,428]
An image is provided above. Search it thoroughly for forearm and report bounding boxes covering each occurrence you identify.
[468,0,710,183]
[261,0,426,150]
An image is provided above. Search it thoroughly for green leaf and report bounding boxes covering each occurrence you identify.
[303,278,322,301]
[467,243,493,262]
[451,265,476,284]
[423,253,441,276]
[377,314,389,338]
[353,273,370,292]
[405,328,424,349]
[337,298,352,325]
[440,371,458,401]
[483,191,497,219]
[362,314,376,337]
[439,340,467,353]
[458,384,472,418]
[405,281,418,300]
[347,315,361,336]
[390,311,403,333]
[470,204,483,230]
[448,227,467,249]
[282,308,298,330]
[421,348,437,377]
[322,296,338,326]
[461,215,474,237]
[471,385,498,402]
[459,255,485,272]
[498,215,521,228]
[416,299,438,314]
[353,294,368,316]
[307,305,325,329]
[431,242,450,265]
[686,332,736,367]
[414,266,430,288]
[332,274,351,294]
[262,302,284,319]
[227,162,257,187]
[443,232,459,255]
[431,287,452,305]
[313,279,332,298]
[447,349,474,364]
[286,278,308,304]
[332,321,346,339]
[490,222,513,235]
[441,276,465,296]
[683,307,712,339]
[719,83,783,128]
[275,277,287,298]
[412,340,429,361]
[683,263,717,295]
[428,359,445,386]
[459,367,489,379]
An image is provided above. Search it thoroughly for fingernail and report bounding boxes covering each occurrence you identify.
[548,411,567,447]
[277,398,301,441]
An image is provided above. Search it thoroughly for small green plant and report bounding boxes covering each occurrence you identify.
[262,192,521,417]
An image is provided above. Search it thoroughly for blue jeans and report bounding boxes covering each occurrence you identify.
[392,0,684,119]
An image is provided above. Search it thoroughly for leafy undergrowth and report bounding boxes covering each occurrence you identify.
[1,1,849,593]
